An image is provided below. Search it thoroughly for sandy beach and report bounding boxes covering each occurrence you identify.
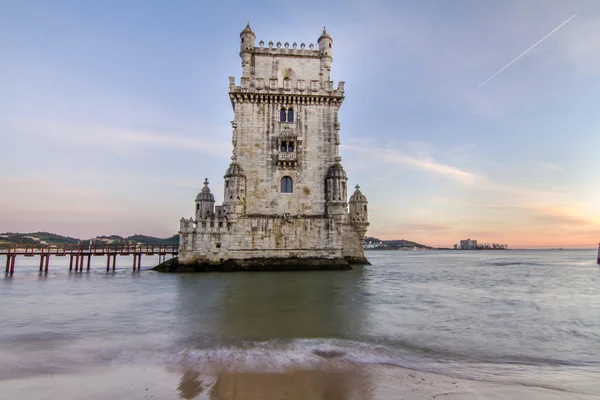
[1,363,598,400]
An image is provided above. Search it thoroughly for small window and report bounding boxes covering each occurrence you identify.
[329,43,331,48]
[287,108,294,123]
[364,205,367,211]
[225,180,229,188]
[288,141,294,152]
[281,141,287,152]
[242,38,244,43]
[281,176,293,193]
[280,108,286,122]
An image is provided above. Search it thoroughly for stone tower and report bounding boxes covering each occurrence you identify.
[176,24,369,270]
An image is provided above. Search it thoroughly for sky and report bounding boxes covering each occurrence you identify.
[1,0,600,248]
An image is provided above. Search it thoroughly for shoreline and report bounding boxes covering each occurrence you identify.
[1,363,597,400]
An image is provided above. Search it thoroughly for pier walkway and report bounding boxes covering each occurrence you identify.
[1,244,178,275]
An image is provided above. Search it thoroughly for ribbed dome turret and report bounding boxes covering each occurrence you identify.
[240,22,255,37]
[349,185,367,203]
[224,162,245,177]
[318,27,333,43]
[326,162,347,179]
[195,178,215,202]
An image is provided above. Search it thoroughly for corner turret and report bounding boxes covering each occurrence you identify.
[223,157,247,218]
[195,178,215,220]
[349,184,369,229]
[318,27,333,78]
[325,158,348,217]
[240,22,256,70]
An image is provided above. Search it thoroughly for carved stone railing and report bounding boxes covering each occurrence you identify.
[278,152,296,161]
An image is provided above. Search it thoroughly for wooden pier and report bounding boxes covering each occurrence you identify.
[1,244,178,275]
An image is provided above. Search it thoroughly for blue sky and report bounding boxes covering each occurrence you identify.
[1,0,600,247]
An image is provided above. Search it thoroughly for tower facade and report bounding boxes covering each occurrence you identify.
[177,25,369,269]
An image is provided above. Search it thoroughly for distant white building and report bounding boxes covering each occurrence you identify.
[460,239,478,250]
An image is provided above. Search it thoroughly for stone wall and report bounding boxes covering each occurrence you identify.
[233,101,340,216]
[179,215,345,264]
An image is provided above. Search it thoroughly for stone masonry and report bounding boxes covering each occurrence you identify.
[177,24,369,269]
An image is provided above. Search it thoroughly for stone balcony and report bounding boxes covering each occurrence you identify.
[277,152,297,168]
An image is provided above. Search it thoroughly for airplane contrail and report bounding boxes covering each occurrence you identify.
[477,12,579,88]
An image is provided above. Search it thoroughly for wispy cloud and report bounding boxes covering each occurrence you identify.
[529,206,594,227]
[342,144,481,185]
[13,120,231,157]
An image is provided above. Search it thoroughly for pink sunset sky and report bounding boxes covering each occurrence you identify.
[1,1,599,248]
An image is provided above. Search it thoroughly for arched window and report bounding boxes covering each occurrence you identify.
[288,141,294,152]
[280,108,286,122]
[287,108,294,123]
[281,141,287,152]
[281,176,293,193]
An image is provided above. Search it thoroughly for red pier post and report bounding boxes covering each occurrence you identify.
[69,254,74,271]
[106,254,110,271]
[79,253,84,271]
[132,253,137,271]
[6,254,14,274]
[44,255,50,272]
[112,254,116,270]
[138,254,142,270]
[39,253,45,272]
[87,255,91,271]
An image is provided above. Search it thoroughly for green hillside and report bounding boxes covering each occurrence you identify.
[0,232,179,246]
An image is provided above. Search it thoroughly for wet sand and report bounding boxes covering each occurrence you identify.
[1,364,598,400]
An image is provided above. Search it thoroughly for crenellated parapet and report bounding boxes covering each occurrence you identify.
[254,41,320,57]
[229,76,344,97]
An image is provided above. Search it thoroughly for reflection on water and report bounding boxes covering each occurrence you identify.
[172,269,373,398]
[178,371,204,399]
[176,367,371,400]
[173,268,369,345]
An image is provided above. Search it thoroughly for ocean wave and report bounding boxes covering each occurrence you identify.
[179,337,600,374]
[180,338,426,372]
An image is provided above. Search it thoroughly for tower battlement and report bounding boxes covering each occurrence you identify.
[255,41,320,56]
[229,76,345,97]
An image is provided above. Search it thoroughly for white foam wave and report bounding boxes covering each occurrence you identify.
[180,338,423,373]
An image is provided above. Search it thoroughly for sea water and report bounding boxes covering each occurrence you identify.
[1,250,599,395]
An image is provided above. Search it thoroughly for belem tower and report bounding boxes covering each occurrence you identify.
[174,24,369,270]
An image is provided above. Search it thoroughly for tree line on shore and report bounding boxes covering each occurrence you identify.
[0,232,179,246]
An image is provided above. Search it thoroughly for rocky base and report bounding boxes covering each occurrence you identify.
[152,257,354,272]
[344,256,371,265]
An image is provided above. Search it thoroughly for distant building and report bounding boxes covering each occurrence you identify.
[364,237,384,249]
[459,239,478,250]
